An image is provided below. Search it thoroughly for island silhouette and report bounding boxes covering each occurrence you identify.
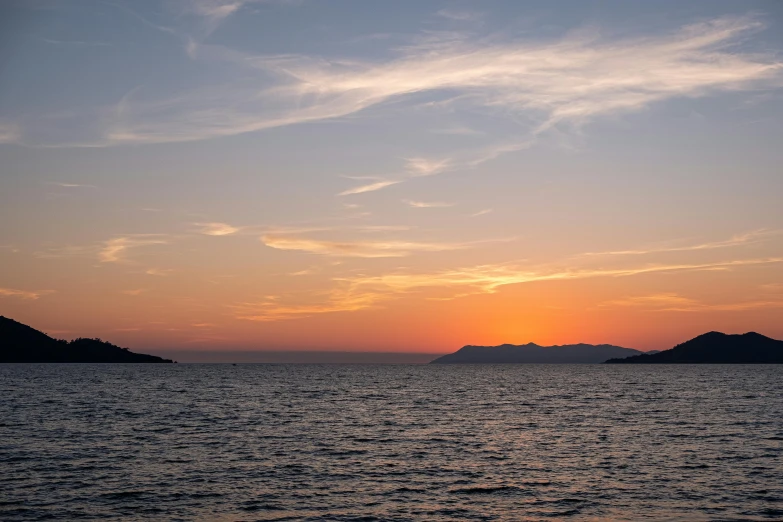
[430,342,646,364]
[432,332,783,364]
[605,331,783,364]
[3,315,782,364]
[0,316,173,363]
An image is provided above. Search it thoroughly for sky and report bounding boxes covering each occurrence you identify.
[1,0,783,358]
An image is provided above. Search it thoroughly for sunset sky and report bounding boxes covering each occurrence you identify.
[1,0,783,358]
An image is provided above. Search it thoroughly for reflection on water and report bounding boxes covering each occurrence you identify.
[1,364,782,521]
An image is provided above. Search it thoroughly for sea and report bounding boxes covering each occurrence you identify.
[1,364,782,521]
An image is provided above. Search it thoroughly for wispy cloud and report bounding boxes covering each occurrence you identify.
[429,125,483,136]
[580,229,779,257]
[436,8,483,22]
[99,236,167,263]
[41,38,112,47]
[146,268,174,276]
[261,225,332,235]
[338,180,401,196]
[339,139,531,197]
[45,182,98,189]
[0,122,21,144]
[339,258,783,298]
[194,222,241,235]
[0,288,53,300]
[405,200,455,208]
[120,15,783,142]
[599,293,783,312]
[235,256,783,321]
[599,293,700,309]
[34,245,96,260]
[189,0,245,22]
[236,230,783,322]
[288,267,318,276]
[15,15,780,147]
[471,208,493,217]
[261,234,469,257]
[178,0,258,34]
[233,288,384,321]
[405,157,451,177]
[358,225,415,232]
[336,158,450,197]
[760,283,783,293]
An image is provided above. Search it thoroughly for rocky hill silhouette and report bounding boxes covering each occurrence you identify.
[0,316,173,363]
[430,342,643,364]
[605,331,783,364]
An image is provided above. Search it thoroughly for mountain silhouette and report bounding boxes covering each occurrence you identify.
[430,342,643,364]
[0,316,173,363]
[605,331,783,364]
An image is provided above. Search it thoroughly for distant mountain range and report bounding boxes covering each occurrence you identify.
[431,331,783,364]
[0,316,173,363]
[3,315,781,364]
[605,331,783,364]
[430,343,647,364]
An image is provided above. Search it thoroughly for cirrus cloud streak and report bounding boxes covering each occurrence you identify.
[261,234,473,257]
[598,293,783,312]
[11,15,782,147]
[99,236,168,263]
[0,288,53,300]
[236,256,783,321]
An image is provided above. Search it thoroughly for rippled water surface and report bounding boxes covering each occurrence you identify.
[1,364,782,521]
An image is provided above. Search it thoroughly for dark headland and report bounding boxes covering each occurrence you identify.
[605,331,783,364]
[0,316,173,363]
[430,343,645,364]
